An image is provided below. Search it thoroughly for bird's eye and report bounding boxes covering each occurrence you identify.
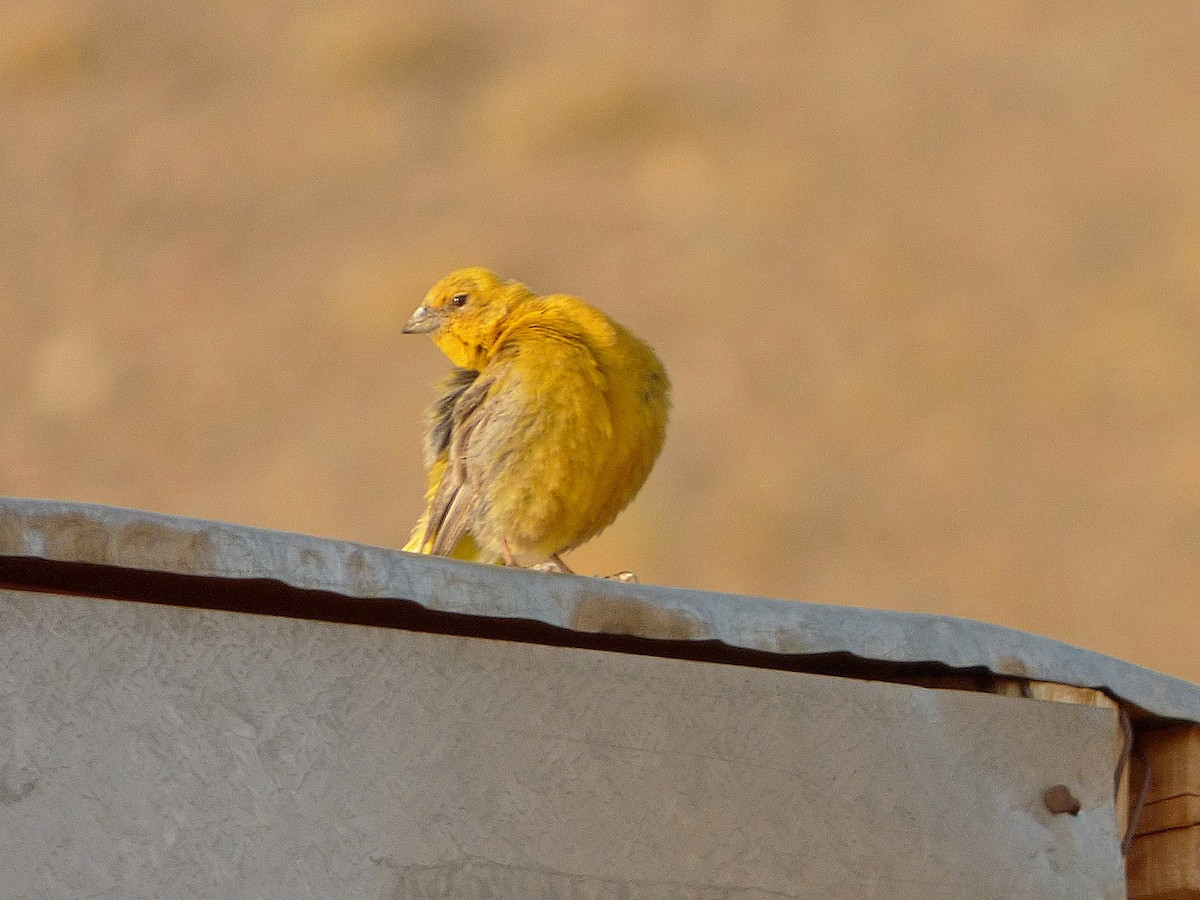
[450,293,469,308]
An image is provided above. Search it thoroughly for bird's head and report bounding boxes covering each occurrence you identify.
[403,267,529,370]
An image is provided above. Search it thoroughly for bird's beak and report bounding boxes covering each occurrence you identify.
[402,305,440,334]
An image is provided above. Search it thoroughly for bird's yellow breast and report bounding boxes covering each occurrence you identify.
[469,297,669,557]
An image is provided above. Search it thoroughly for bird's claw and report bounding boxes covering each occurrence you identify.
[605,571,638,583]
[525,556,635,582]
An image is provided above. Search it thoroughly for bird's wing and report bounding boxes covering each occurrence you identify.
[424,366,478,466]
[422,368,501,557]
[405,367,478,555]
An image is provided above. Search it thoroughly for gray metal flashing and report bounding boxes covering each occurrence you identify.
[2,496,1197,724]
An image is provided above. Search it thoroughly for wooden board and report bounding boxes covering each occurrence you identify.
[1127,826,1200,900]
[1128,724,1200,899]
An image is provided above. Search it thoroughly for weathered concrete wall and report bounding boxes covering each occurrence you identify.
[1,589,1125,899]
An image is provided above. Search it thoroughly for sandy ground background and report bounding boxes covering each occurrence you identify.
[2,1,1197,682]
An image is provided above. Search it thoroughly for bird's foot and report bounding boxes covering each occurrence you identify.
[507,545,633,581]
[531,552,574,575]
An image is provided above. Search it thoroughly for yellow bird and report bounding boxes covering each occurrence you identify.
[401,267,670,574]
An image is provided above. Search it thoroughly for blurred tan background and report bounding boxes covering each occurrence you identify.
[2,1,1197,681]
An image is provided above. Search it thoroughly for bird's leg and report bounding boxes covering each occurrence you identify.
[501,538,519,567]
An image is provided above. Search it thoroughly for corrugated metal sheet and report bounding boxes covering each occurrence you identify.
[1,496,1197,724]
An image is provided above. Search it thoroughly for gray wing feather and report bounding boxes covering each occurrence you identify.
[424,371,499,556]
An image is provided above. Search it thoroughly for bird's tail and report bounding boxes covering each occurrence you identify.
[403,512,494,562]
[403,458,499,563]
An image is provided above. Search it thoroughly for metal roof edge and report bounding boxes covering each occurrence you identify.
[2,496,1197,724]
